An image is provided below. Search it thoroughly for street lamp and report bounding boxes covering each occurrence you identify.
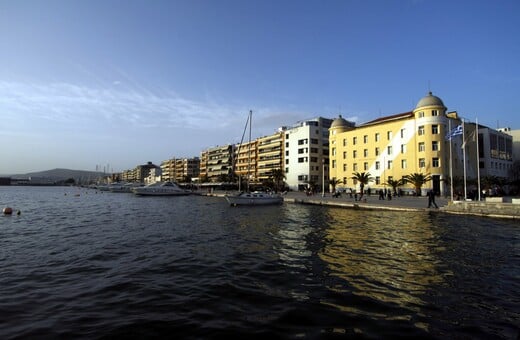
[322,158,325,197]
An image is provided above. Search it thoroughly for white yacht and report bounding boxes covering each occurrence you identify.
[132,182,191,196]
[225,191,283,206]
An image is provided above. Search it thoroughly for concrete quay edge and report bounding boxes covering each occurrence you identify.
[203,191,519,220]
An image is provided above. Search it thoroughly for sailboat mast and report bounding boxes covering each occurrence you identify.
[247,110,252,192]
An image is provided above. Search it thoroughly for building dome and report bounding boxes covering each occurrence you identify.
[330,115,351,128]
[415,91,445,109]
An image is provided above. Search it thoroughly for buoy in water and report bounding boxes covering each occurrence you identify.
[3,207,13,215]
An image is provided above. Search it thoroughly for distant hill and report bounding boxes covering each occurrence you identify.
[14,168,106,182]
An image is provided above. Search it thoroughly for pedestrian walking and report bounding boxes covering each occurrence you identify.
[427,189,438,208]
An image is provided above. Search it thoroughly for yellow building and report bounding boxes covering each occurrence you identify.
[330,92,465,196]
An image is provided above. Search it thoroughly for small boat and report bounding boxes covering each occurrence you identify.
[225,191,283,206]
[132,181,191,196]
[109,182,143,193]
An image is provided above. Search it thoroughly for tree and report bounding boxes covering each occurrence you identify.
[269,168,286,192]
[351,172,373,199]
[403,173,432,196]
[384,178,404,195]
[329,177,344,193]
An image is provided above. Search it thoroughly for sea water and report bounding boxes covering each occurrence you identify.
[0,186,518,339]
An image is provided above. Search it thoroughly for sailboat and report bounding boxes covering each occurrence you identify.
[225,110,283,206]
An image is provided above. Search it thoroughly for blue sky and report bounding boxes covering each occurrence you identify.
[1,0,519,174]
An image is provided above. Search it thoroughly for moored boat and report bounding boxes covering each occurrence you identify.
[225,191,283,206]
[132,181,191,196]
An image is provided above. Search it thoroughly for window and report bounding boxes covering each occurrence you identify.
[387,160,393,169]
[387,146,392,155]
[363,135,368,144]
[418,126,425,135]
[419,158,425,168]
[343,139,347,146]
[364,162,368,171]
[375,147,380,156]
[419,142,425,152]
[353,150,357,158]
[298,157,308,163]
[375,176,380,185]
[285,151,289,156]
[298,148,307,154]
[343,151,347,159]
[353,137,357,145]
[418,111,424,118]
[298,139,308,145]
[343,177,347,185]
[332,160,336,168]
[310,138,318,144]
[401,144,406,154]
[364,149,368,157]
[400,129,405,138]
[432,125,439,134]
[375,133,380,142]
[432,141,439,151]
[375,161,380,170]
[432,110,438,116]
[343,164,347,171]
[432,158,439,167]
[401,159,407,169]
[310,147,318,153]
[285,159,289,164]
[331,147,336,156]
[387,131,392,140]
[310,157,318,162]
[353,163,358,171]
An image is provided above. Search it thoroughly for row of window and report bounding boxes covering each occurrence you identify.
[332,141,440,159]
[343,125,442,146]
[333,157,441,171]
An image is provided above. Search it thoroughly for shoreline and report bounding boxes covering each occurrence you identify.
[206,190,520,220]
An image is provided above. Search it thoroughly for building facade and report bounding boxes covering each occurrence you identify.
[257,131,284,183]
[161,157,200,182]
[284,117,332,192]
[199,144,234,182]
[233,140,258,184]
[330,92,467,196]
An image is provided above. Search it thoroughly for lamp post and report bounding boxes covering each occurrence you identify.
[322,158,325,197]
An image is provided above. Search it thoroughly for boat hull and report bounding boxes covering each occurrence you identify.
[225,192,283,206]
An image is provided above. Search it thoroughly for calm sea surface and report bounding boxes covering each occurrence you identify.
[0,186,518,339]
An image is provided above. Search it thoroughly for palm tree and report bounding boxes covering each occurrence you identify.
[329,177,344,193]
[403,173,432,196]
[351,172,374,200]
[270,168,286,192]
[384,178,405,196]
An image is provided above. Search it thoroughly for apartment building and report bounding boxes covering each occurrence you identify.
[257,131,284,183]
[233,140,258,184]
[161,157,200,182]
[284,117,333,191]
[199,144,234,182]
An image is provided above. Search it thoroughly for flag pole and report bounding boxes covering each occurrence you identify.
[462,119,467,200]
[476,117,481,201]
[448,119,454,201]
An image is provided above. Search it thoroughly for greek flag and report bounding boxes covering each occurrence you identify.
[445,124,463,140]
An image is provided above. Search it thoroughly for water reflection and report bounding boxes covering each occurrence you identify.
[318,208,447,318]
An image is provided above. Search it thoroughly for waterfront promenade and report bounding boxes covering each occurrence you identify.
[209,190,519,219]
[283,191,448,212]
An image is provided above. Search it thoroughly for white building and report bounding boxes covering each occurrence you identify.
[283,117,333,192]
[501,127,520,163]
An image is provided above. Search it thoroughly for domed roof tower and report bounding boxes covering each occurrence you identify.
[415,91,446,110]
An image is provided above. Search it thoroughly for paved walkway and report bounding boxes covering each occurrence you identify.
[283,191,448,212]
